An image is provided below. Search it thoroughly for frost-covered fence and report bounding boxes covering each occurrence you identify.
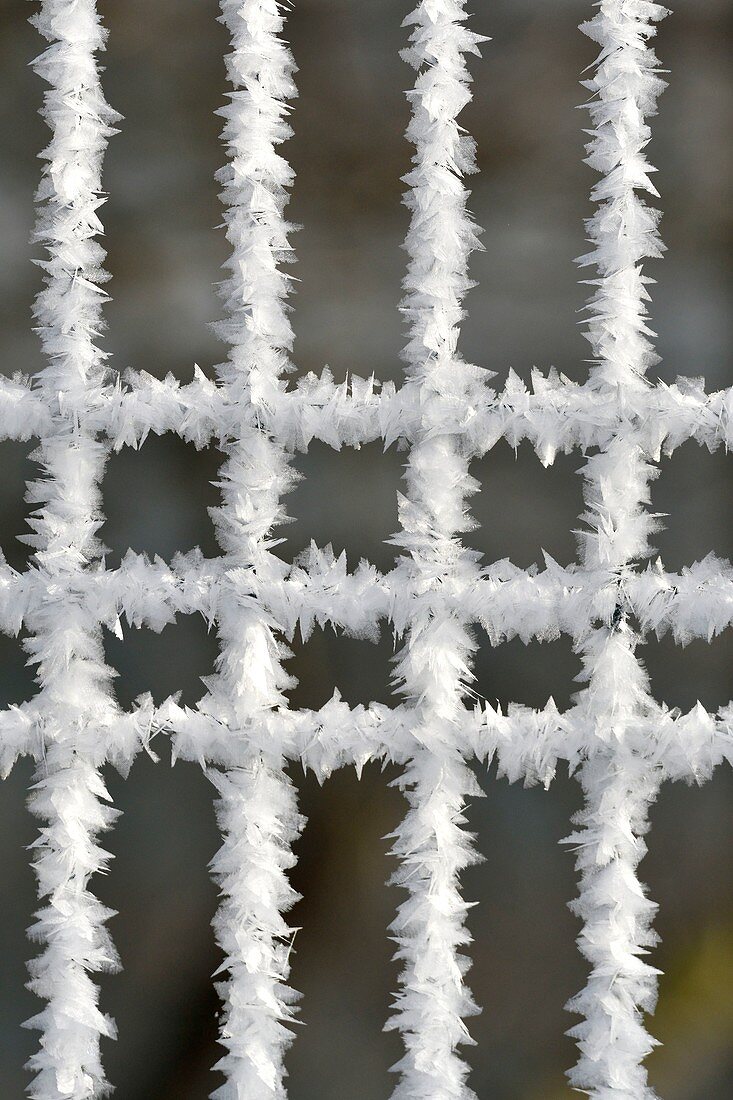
[2,1,731,1097]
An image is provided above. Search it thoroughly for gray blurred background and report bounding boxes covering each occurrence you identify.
[1,0,732,1096]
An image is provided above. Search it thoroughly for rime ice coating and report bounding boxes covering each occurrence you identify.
[6,1,733,1099]
[385,3,487,1098]
[23,2,123,1098]
[203,3,303,1097]
[567,3,670,1097]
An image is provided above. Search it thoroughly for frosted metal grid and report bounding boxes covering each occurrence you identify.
[1,1,731,1097]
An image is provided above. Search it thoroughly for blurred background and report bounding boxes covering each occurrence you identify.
[0,0,732,1096]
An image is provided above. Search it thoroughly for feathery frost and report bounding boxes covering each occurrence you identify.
[202,3,303,1096]
[568,3,670,1096]
[22,3,123,1097]
[3,1,731,1098]
[385,4,486,1098]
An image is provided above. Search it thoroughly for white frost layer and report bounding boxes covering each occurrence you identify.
[386,3,487,1097]
[568,3,670,1097]
[23,2,123,1097]
[203,4,303,1097]
[6,1,731,1099]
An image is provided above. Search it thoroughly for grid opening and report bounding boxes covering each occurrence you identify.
[642,632,733,715]
[645,771,733,1096]
[652,443,733,571]
[0,440,37,573]
[473,634,579,714]
[287,762,404,1100]
[102,0,229,383]
[285,624,396,712]
[95,748,221,1098]
[0,631,37,710]
[286,0,408,385]
[464,760,584,1097]
[102,436,221,567]
[461,1,589,384]
[103,613,219,711]
[467,442,583,571]
[282,441,402,574]
[0,757,37,1098]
